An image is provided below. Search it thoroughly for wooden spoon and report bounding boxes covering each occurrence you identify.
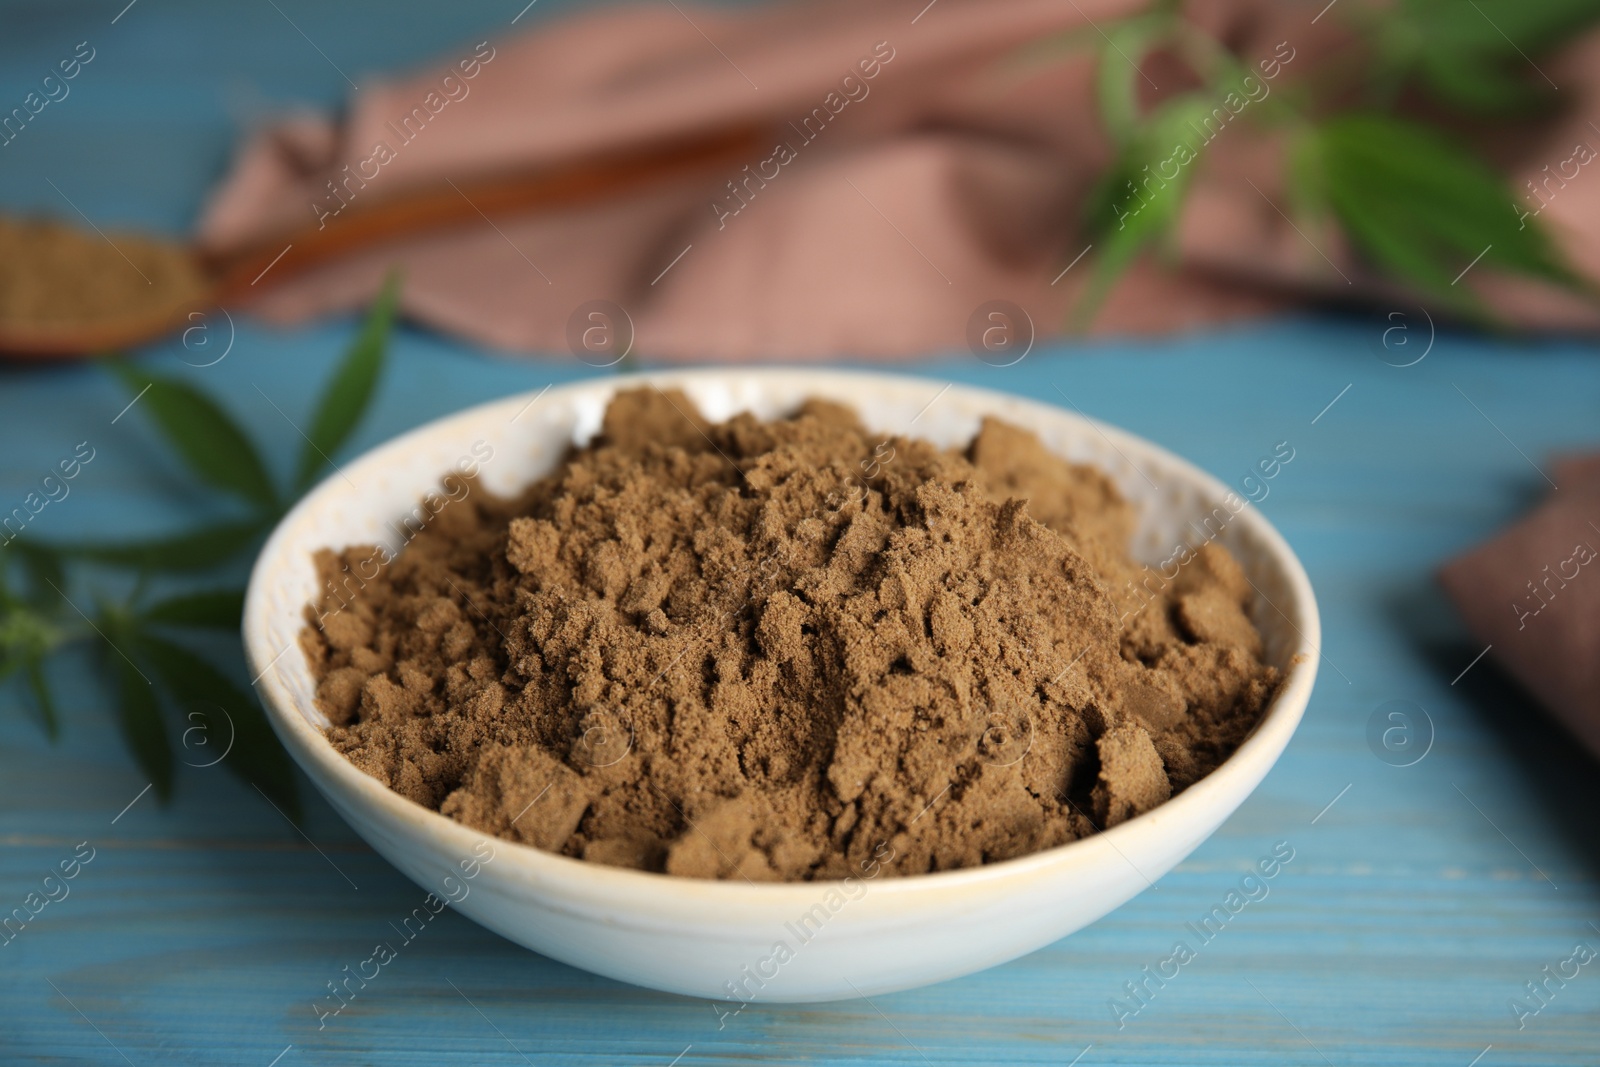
[0,123,764,360]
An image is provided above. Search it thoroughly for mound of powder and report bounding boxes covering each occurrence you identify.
[301,389,1281,881]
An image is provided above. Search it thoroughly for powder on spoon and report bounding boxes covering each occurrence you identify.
[0,215,207,330]
[301,389,1281,881]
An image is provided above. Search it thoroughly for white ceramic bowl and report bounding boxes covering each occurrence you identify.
[243,369,1318,1003]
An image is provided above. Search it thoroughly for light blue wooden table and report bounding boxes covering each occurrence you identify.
[3,2,1598,1064]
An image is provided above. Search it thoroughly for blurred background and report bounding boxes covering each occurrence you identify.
[3,1,1599,1064]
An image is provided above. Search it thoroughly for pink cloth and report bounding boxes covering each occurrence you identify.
[1439,456,1600,760]
[197,0,1600,359]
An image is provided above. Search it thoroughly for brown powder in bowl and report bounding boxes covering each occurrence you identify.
[300,389,1281,881]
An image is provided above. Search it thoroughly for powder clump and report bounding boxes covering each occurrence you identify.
[302,389,1280,880]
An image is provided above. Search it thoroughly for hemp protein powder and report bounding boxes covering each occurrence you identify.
[0,216,207,331]
[301,389,1281,881]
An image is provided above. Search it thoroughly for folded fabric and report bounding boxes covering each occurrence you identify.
[197,0,1600,359]
[1439,456,1600,760]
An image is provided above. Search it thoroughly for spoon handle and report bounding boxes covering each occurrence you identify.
[209,122,766,301]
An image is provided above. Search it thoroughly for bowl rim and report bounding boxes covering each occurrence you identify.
[243,366,1320,904]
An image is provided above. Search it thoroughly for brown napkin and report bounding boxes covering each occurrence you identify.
[198,0,1600,358]
[1439,457,1600,760]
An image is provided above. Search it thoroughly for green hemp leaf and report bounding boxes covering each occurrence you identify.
[2,276,402,821]
[1061,0,1597,329]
